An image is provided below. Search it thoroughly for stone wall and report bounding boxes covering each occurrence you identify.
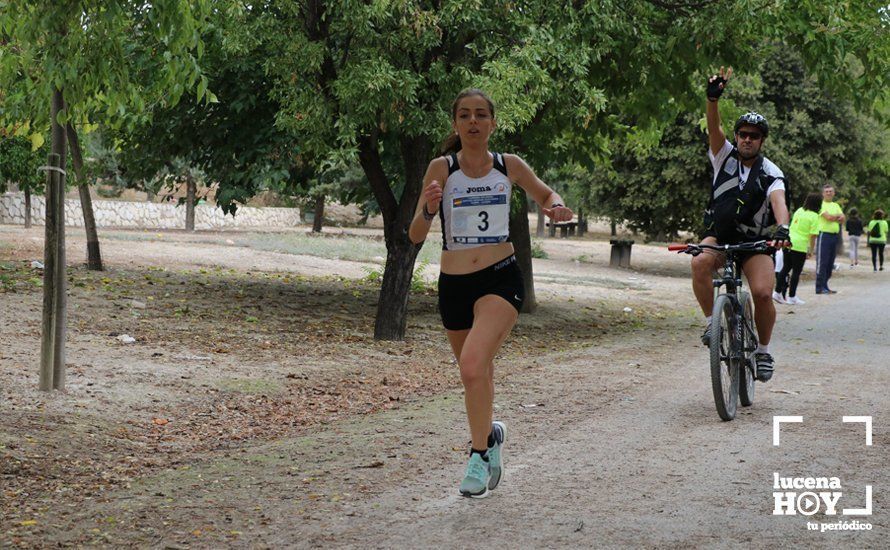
[0,193,302,230]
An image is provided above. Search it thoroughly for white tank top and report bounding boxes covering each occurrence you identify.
[439,153,512,250]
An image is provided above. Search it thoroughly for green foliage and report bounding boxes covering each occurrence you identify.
[410,259,437,294]
[0,1,210,136]
[530,240,548,259]
[80,130,126,197]
[0,135,45,193]
[362,259,437,294]
[585,45,890,241]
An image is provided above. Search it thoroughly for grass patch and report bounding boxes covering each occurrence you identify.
[102,230,443,266]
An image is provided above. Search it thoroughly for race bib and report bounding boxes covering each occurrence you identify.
[450,194,509,244]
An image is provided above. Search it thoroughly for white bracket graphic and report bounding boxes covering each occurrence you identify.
[843,485,873,516]
[842,416,873,446]
[773,416,803,446]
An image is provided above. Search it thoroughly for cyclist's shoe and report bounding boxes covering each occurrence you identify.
[786,296,806,305]
[459,453,491,498]
[488,421,506,490]
[754,352,775,382]
[701,325,711,347]
[772,291,786,304]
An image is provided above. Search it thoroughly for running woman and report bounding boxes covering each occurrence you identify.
[409,89,573,498]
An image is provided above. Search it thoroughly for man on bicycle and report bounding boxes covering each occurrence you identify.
[693,67,791,383]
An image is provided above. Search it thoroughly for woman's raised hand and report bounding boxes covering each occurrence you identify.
[424,179,443,213]
[543,205,574,223]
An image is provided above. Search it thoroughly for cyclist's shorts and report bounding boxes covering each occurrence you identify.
[438,255,524,331]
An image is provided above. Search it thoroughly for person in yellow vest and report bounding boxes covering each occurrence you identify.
[815,184,844,294]
[867,209,888,271]
[774,192,821,305]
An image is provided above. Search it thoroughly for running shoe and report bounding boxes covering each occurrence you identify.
[754,352,775,382]
[701,325,711,347]
[786,296,806,305]
[772,291,786,304]
[459,453,491,498]
[488,421,506,490]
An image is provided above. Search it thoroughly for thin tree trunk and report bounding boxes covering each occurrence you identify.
[24,187,32,228]
[185,175,196,231]
[611,219,617,236]
[536,205,545,237]
[40,89,67,391]
[312,194,325,233]
[510,189,537,313]
[66,124,103,270]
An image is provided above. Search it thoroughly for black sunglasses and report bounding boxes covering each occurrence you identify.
[737,130,763,141]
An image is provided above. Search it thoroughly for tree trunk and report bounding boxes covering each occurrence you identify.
[578,208,587,236]
[24,187,32,228]
[185,175,196,231]
[66,124,103,271]
[40,89,67,391]
[535,205,545,237]
[611,218,617,236]
[375,236,421,339]
[312,194,325,233]
[358,131,427,340]
[510,189,537,313]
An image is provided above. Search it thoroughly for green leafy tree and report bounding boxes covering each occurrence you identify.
[1,0,210,272]
[0,0,209,389]
[0,133,46,228]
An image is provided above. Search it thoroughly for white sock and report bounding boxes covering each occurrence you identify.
[705,316,712,326]
[755,344,770,354]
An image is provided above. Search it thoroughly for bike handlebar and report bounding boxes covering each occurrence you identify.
[667,240,787,254]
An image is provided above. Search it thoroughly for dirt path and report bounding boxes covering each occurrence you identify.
[3,225,886,548]
[11,277,883,549]
[298,277,887,549]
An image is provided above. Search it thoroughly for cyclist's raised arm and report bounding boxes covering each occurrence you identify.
[706,67,732,156]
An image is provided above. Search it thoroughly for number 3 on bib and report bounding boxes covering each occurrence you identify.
[451,195,509,244]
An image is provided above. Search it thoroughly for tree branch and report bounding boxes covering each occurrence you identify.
[357,129,397,222]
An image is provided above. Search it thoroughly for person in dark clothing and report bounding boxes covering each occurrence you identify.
[867,210,888,271]
[845,208,864,267]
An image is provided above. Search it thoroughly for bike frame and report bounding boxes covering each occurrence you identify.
[669,240,778,367]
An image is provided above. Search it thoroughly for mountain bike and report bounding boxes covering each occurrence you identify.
[669,240,777,421]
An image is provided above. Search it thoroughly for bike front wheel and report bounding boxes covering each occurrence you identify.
[738,290,756,407]
[710,294,740,421]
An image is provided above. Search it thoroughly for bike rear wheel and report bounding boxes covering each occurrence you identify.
[710,294,739,420]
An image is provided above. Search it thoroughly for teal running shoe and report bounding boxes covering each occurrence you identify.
[459,453,491,498]
[488,421,506,490]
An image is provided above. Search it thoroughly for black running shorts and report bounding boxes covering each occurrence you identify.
[437,255,524,331]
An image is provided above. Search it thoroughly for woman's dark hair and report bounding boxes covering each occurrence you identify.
[440,88,495,155]
[803,192,822,212]
[875,209,886,220]
[848,207,859,218]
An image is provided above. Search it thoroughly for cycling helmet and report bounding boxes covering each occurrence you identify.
[734,112,769,137]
